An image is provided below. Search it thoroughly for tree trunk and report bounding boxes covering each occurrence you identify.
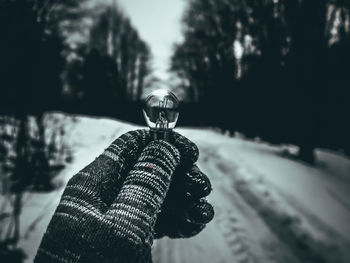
[298,143,315,164]
[33,113,54,191]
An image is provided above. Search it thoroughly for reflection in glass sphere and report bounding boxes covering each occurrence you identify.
[143,89,179,130]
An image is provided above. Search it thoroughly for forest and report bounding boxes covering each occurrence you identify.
[171,0,350,164]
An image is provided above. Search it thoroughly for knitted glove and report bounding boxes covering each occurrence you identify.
[34,129,214,263]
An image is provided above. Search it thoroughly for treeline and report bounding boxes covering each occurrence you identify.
[1,0,349,168]
[0,0,151,191]
[60,1,152,117]
[171,0,350,163]
[0,0,152,116]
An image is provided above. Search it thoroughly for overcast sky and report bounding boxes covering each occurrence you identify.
[117,0,186,82]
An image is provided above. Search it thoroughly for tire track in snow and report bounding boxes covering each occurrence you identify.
[198,146,258,263]
[202,145,301,263]
[214,150,350,263]
[214,206,255,263]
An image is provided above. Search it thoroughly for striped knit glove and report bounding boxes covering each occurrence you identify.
[35,129,180,263]
[34,129,214,263]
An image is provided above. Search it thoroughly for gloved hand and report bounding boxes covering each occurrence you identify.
[35,129,214,263]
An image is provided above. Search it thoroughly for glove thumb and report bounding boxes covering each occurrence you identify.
[105,140,180,244]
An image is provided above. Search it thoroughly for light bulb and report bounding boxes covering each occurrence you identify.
[143,89,179,141]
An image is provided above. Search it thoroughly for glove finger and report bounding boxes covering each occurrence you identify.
[168,199,213,238]
[106,140,180,243]
[154,209,206,239]
[172,131,199,169]
[154,196,214,238]
[168,220,206,238]
[184,164,212,200]
[157,164,211,218]
[184,199,214,225]
[102,129,150,170]
[82,129,150,181]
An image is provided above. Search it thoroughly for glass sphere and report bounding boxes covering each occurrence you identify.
[143,89,179,130]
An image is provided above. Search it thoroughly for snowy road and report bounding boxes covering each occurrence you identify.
[154,130,350,263]
[11,114,350,263]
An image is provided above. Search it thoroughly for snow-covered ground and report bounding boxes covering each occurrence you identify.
[7,113,350,263]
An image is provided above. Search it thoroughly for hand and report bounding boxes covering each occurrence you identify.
[35,129,214,263]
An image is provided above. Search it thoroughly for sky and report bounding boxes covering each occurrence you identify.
[117,0,186,82]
